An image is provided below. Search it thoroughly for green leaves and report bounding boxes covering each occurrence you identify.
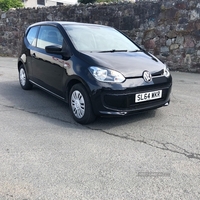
[0,0,23,11]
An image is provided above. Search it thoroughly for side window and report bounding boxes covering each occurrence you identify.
[37,0,45,5]
[26,26,39,46]
[37,26,63,50]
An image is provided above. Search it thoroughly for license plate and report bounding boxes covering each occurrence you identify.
[135,90,162,103]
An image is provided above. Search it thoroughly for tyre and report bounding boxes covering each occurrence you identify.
[69,83,96,124]
[19,65,33,90]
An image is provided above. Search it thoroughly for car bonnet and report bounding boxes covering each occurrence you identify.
[80,51,165,78]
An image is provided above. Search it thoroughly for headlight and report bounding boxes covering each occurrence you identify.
[163,66,170,77]
[89,66,125,83]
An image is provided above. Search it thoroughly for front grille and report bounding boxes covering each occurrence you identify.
[103,86,171,111]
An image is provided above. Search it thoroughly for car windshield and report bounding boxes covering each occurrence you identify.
[63,24,140,52]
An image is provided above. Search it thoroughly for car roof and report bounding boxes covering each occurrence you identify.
[29,21,107,28]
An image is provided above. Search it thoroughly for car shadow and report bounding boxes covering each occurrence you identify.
[0,80,160,130]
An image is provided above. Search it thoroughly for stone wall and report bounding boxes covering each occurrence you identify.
[0,0,200,72]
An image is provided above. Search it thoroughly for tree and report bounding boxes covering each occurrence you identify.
[0,0,23,11]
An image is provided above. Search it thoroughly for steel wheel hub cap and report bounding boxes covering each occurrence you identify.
[20,68,26,86]
[71,90,85,119]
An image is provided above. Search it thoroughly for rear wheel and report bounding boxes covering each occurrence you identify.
[19,65,32,90]
[69,84,96,124]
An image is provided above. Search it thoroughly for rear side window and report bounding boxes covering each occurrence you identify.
[26,26,39,46]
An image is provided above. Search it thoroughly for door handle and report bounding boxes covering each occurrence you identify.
[32,53,36,57]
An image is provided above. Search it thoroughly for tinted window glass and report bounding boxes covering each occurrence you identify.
[37,26,63,49]
[37,0,45,5]
[26,26,39,46]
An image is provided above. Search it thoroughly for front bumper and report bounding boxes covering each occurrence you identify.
[90,76,172,116]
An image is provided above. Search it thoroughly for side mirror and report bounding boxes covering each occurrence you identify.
[45,45,62,54]
[45,45,71,59]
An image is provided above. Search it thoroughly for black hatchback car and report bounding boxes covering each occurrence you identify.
[18,21,172,124]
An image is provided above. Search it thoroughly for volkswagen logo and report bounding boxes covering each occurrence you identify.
[143,71,152,82]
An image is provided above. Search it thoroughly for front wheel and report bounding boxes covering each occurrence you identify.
[19,65,32,90]
[69,84,96,124]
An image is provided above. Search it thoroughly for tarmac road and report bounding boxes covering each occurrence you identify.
[0,57,200,200]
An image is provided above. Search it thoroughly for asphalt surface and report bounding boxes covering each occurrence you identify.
[0,57,200,200]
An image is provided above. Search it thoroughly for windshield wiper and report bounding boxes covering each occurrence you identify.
[97,49,143,53]
[129,49,142,52]
[98,49,128,53]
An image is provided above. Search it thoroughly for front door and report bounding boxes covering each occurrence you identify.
[31,25,67,98]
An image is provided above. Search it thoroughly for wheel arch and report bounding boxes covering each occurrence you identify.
[18,58,28,74]
[18,60,24,71]
[65,77,92,104]
[18,61,33,90]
